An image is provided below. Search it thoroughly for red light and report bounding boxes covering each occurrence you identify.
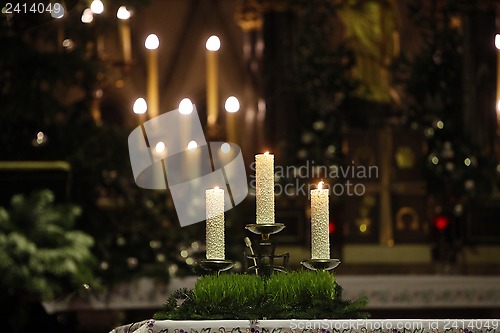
[329,220,335,234]
[433,215,449,231]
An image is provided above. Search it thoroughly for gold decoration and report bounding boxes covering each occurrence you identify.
[337,0,398,102]
[235,0,263,31]
[395,146,415,169]
[395,206,420,231]
[449,15,462,30]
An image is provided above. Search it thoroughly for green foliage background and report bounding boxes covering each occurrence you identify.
[0,190,96,332]
[0,190,95,300]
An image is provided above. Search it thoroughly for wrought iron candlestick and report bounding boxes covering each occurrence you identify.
[244,223,289,276]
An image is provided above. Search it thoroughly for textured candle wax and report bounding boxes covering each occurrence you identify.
[206,187,225,260]
[255,152,274,224]
[311,183,330,259]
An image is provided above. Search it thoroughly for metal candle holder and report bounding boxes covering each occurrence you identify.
[245,223,286,241]
[197,259,235,275]
[245,223,289,276]
[300,258,341,271]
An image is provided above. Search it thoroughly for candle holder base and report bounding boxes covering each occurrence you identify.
[244,223,288,276]
[300,259,341,271]
[197,259,235,275]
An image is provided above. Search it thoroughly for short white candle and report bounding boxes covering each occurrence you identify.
[310,181,330,259]
[255,151,274,224]
[206,186,225,260]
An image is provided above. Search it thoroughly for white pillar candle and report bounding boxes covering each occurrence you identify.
[206,187,225,260]
[255,151,274,224]
[310,181,330,259]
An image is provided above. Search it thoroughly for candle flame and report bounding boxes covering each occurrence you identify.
[155,141,165,153]
[206,35,221,51]
[133,98,147,114]
[318,181,324,190]
[90,0,104,14]
[214,186,219,190]
[117,6,131,20]
[178,98,193,115]
[81,8,93,23]
[264,151,269,155]
[187,140,198,150]
[145,34,159,50]
[225,96,240,113]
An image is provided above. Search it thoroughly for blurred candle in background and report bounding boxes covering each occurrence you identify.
[117,6,132,64]
[225,96,240,143]
[206,35,220,134]
[495,34,500,118]
[145,34,160,119]
[179,98,194,149]
[90,0,104,58]
[133,97,147,126]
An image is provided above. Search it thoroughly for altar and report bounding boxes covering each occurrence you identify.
[105,144,500,333]
[43,275,500,313]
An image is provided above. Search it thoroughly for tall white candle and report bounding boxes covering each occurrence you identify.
[255,151,274,224]
[310,181,330,259]
[206,187,225,260]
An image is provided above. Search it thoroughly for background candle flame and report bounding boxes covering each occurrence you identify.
[145,34,159,50]
[206,35,221,51]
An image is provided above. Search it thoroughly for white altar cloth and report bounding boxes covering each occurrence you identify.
[110,319,500,333]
